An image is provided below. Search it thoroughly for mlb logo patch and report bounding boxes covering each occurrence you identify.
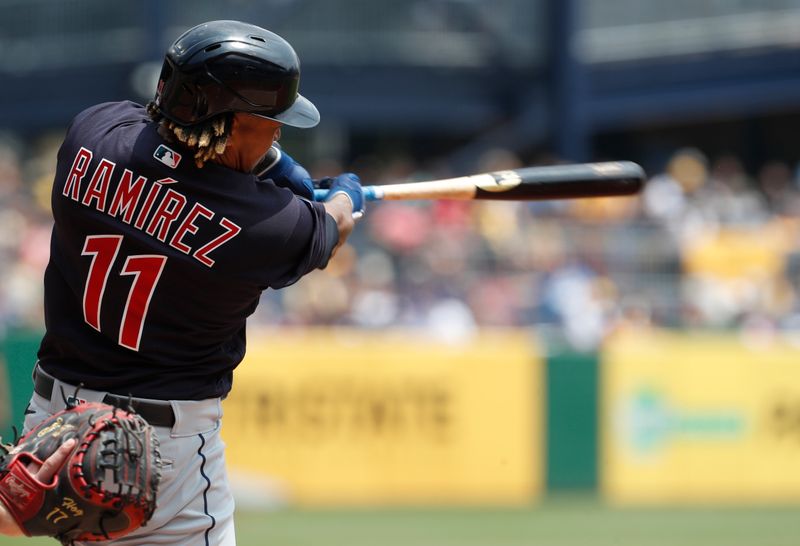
[154,144,182,169]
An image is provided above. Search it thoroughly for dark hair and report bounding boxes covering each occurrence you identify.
[146,102,234,168]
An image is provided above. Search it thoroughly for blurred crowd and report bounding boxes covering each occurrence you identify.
[3,130,800,350]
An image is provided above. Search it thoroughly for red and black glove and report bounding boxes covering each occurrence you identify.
[0,402,161,545]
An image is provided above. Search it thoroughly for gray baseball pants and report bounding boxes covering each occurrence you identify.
[23,367,236,545]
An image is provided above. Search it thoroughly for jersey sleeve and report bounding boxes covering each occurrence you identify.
[264,198,338,289]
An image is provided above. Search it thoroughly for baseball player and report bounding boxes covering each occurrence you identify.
[21,20,363,545]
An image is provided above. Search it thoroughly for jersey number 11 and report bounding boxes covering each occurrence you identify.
[81,235,167,351]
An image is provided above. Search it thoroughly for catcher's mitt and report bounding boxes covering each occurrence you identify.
[0,401,161,544]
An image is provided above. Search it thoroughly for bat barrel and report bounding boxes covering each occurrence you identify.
[477,161,645,201]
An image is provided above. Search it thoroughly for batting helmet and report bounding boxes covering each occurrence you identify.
[153,20,319,128]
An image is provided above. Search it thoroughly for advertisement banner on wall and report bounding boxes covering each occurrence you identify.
[222,329,541,506]
[602,330,800,504]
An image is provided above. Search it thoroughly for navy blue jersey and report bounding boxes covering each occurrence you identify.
[38,101,335,400]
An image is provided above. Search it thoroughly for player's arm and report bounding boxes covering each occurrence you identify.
[321,173,364,258]
[253,145,314,200]
[323,195,355,258]
[265,173,364,289]
[290,173,366,264]
[270,171,363,266]
[0,439,76,536]
[0,502,21,536]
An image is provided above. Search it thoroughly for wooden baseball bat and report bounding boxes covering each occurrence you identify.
[312,161,645,202]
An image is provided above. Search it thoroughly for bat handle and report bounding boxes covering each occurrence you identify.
[313,186,381,202]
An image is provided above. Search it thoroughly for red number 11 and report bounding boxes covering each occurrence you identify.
[81,235,167,351]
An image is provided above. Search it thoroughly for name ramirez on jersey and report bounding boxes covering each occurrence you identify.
[62,146,240,268]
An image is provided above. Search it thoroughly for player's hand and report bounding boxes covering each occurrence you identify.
[0,438,76,536]
[322,173,365,219]
[253,145,314,200]
[0,499,21,536]
[29,438,77,483]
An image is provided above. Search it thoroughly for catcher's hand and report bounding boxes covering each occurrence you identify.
[0,438,75,536]
[0,401,162,545]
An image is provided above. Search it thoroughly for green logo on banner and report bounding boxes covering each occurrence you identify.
[619,387,745,456]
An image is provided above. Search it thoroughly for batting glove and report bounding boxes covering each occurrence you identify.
[253,145,314,200]
[323,173,365,219]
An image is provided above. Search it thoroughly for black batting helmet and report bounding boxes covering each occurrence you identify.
[153,20,319,128]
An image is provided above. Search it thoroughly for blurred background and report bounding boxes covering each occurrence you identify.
[3,0,800,544]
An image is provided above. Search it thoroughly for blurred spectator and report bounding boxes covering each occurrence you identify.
[642,147,707,227]
[701,154,770,226]
[757,160,800,217]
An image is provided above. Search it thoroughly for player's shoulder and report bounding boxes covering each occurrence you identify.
[68,101,149,137]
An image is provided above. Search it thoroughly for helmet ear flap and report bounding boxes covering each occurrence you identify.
[155,60,211,124]
[193,84,210,120]
[153,61,171,108]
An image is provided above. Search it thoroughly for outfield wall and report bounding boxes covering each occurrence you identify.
[3,328,800,506]
[0,329,43,441]
[223,329,542,506]
[602,330,800,504]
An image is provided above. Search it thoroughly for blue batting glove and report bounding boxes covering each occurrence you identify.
[254,145,314,200]
[324,173,365,219]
